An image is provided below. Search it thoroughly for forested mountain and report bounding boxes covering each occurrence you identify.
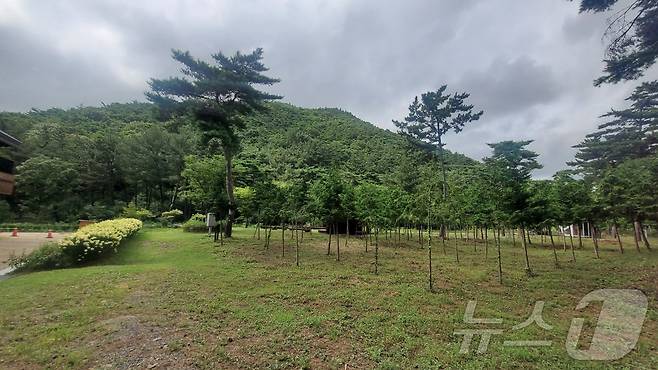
[240,103,474,182]
[0,101,473,221]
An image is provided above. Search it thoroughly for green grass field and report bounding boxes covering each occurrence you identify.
[0,228,656,369]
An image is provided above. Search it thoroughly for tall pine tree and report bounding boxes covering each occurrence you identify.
[146,48,281,236]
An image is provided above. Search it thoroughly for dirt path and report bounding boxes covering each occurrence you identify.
[0,232,69,269]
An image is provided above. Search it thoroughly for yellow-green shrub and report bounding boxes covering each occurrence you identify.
[10,218,143,272]
[59,218,143,263]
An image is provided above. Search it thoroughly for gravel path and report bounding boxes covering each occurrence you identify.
[0,231,69,270]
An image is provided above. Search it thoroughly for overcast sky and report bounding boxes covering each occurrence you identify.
[1,0,656,177]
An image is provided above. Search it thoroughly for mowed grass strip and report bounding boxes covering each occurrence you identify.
[0,228,656,369]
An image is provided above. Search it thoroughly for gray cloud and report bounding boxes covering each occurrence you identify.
[0,0,656,177]
[456,57,562,119]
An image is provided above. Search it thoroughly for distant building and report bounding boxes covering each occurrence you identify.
[0,130,21,195]
[559,222,591,238]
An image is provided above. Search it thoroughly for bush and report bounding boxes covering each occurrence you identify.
[9,218,143,272]
[0,222,77,232]
[161,209,184,221]
[121,203,154,220]
[8,243,72,271]
[182,213,207,232]
[60,218,143,263]
[160,209,184,227]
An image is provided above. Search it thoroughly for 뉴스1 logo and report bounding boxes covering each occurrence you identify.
[454,289,648,360]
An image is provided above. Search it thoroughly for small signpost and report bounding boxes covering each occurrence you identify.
[206,213,216,237]
[207,212,224,246]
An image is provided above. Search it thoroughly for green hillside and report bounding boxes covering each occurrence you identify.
[0,102,474,221]
[240,102,474,182]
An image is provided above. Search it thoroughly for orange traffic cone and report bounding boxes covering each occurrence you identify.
[11,228,18,237]
[46,230,53,239]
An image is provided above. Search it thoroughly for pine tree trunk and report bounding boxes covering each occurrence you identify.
[549,227,558,268]
[496,228,503,285]
[397,226,401,247]
[592,224,600,259]
[484,227,489,260]
[295,228,300,266]
[224,151,236,237]
[281,224,285,257]
[437,135,448,200]
[454,227,460,264]
[527,229,532,246]
[327,225,332,255]
[633,219,642,252]
[428,223,433,292]
[577,224,583,249]
[640,221,652,250]
[521,227,532,276]
[365,224,369,252]
[615,223,624,254]
[264,227,268,249]
[336,223,340,262]
[512,228,517,247]
[370,225,374,246]
[266,227,271,249]
[375,228,379,274]
[569,232,576,262]
[346,219,350,249]
[441,225,447,254]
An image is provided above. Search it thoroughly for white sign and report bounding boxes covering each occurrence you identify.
[206,213,216,227]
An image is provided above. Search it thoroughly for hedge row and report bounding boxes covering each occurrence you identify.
[0,223,78,232]
[9,218,142,271]
[59,218,143,263]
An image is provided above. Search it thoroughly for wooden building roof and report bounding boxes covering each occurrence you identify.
[0,130,21,148]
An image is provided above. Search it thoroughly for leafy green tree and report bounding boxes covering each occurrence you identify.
[252,179,284,249]
[15,156,81,221]
[526,180,561,266]
[180,155,228,214]
[147,48,281,237]
[235,186,257,225]
[551,171,585,260]
[484,141,542,275]
[308,170,347,257]
[354,182,389,273]
[120,125,194,211]
[598,156,656,251]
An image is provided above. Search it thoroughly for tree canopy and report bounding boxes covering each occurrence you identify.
[575,0,658,84]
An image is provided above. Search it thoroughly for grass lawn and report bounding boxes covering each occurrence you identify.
[0,227,656,369]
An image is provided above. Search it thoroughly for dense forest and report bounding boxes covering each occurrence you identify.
[1,80,656,270]
[0,101,471,222]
